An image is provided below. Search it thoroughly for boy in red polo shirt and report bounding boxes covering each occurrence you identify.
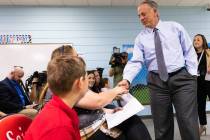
[25,55,88,140]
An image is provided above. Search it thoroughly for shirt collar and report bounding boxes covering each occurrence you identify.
[155,20,162,30]
[145,20,162,33]
[51,95,78,123]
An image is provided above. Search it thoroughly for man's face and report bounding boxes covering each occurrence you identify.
[12,71,24,81]
[137,4,158,28]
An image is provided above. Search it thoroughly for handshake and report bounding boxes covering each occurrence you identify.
[117,79,130,89]
[112,79,130,101]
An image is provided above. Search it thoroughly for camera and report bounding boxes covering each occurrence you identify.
[25,71,47,91]
[109,47,128,67]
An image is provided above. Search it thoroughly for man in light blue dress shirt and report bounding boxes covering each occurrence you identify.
[118,1,199,140]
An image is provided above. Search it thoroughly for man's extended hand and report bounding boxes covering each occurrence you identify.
[117,79,130,89]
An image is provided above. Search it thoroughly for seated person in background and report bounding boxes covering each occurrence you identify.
[0,66,37,119]
[86,70,116,109]
[27,71,47,104]
[101,77,110,92]
[87,70,96,91]
[25,55,88,140]
[92,70,103,93]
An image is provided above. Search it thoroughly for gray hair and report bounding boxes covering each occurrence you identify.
[140,0,158,11]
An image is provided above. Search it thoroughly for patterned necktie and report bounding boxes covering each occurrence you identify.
[154,28,168,81]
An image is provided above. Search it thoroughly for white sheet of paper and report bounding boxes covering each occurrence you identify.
[119,93,133,106]
[105,93,144,129]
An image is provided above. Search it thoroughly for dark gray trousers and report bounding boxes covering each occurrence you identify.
[147,68,199,140]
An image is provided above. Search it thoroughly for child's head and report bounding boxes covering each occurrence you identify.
[101,78,110,88]
[51,45,78,59]
[87,70,95,88]
[47,55,87,98]
[193,34,208,51]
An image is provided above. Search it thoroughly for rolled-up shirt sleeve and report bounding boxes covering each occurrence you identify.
[123,37,144,83]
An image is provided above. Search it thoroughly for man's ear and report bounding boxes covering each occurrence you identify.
[10,71,15,78]
[73,76,86,91]
[72,79,79,90]
[74,77,83,90]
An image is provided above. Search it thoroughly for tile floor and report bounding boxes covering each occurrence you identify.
[142,114,210,140]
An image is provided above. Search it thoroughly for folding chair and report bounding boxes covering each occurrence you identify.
[0,114,32,140]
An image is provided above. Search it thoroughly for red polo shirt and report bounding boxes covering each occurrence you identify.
[25,95,80,140]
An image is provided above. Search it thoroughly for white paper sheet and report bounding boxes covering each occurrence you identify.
[105,93,144,129]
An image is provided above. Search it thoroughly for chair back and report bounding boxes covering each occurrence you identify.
[0,114,32,140]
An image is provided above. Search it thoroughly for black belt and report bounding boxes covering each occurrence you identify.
[151,67,185,77]
[168,67,185,77]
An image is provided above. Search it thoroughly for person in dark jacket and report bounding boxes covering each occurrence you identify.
[0,66,37,118]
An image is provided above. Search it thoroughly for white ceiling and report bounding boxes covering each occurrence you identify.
[0,0,209,6]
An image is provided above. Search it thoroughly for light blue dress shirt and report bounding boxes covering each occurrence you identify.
[123,20,198,83]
